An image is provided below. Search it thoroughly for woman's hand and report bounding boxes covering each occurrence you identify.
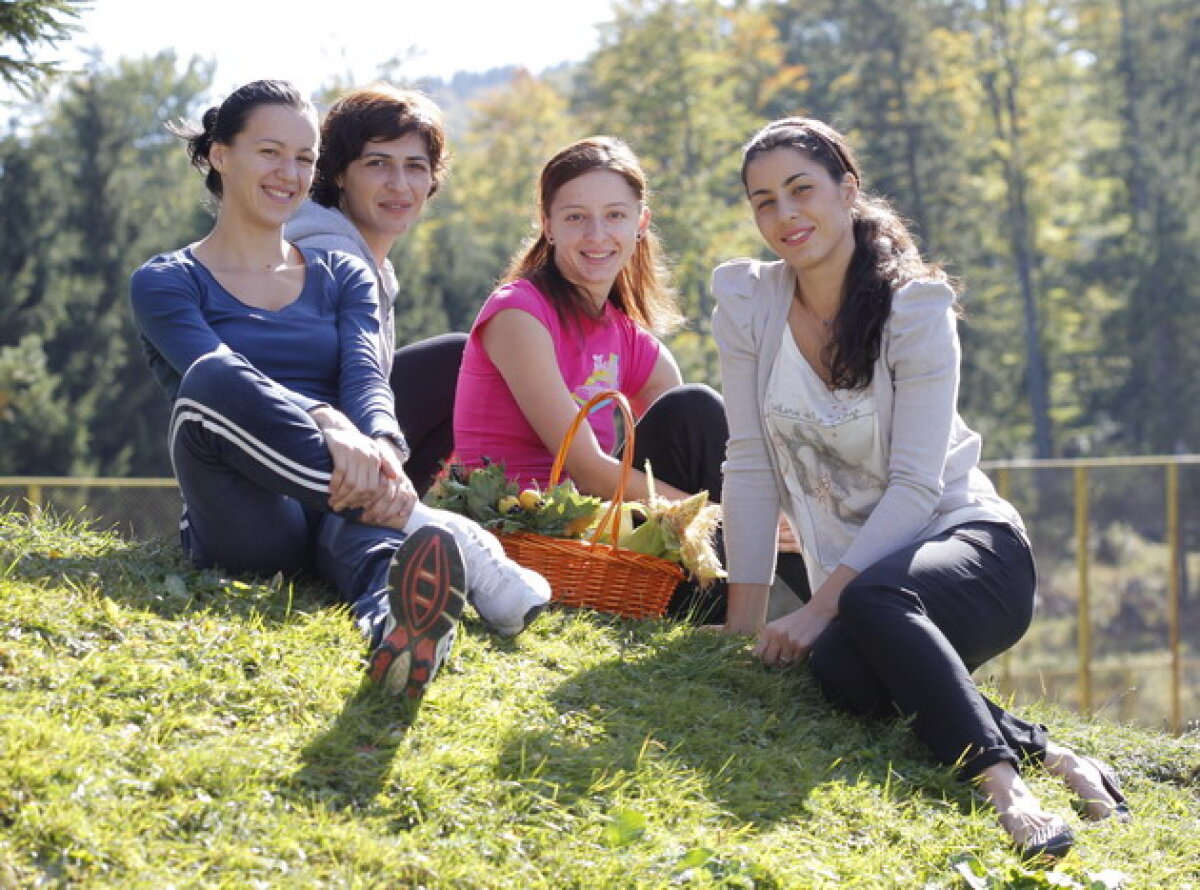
[309,405,388,512]
[322,425,386,512]
[751,565,856,666]
[360,437,418,527]
[753,601,835,666]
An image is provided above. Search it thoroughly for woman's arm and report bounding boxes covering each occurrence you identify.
[710,269,786,635]
[629,348,682,417]
[331,254,404,443]
[325,253,414,519]
[481,308,688,502]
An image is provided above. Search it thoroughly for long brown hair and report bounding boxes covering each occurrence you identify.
[503,136,683,336]
[741,117,950,390]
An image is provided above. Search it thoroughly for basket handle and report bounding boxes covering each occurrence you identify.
[548,389,636,547]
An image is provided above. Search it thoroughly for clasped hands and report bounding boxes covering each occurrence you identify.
[320,421,416,528]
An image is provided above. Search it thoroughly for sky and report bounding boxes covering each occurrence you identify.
[13,0,617,98]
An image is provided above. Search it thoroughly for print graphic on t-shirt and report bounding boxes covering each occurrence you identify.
[575,353,620,409]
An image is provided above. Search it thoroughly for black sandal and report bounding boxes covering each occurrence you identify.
[1075,756,1132,823]
[1017,816,1076,861]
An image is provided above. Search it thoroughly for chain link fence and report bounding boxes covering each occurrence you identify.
[1,478,181,541]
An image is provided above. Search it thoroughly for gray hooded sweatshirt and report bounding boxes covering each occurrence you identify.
[286,200,397,375]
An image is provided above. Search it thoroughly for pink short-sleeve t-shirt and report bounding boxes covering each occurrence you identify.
[453,278,662,488]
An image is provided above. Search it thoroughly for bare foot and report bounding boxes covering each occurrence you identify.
[976,764,1054,840]
[1043,742,1131,822]
[976,762,1075,858]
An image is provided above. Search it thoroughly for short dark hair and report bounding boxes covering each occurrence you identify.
[168,79,313,199]
[311,84,449,207]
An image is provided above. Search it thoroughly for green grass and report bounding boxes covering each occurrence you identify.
[1,511,1197,888]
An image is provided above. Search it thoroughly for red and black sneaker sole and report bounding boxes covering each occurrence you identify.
[367,525,467,698]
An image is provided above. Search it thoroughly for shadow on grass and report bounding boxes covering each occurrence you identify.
[494,622,953,828]
[284,678,422,820]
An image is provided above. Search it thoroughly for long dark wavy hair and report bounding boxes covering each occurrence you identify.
[168,79,313,200]
[503,136,683,336]
[741,117,951,390]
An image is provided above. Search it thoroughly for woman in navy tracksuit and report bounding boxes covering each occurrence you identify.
[130,80,463,699]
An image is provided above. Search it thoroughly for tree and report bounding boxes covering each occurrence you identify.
[577,0,804,383]
[974,0,1055,458]
[1097,0,1200,452]
[0,0,85,97]
[0,52,214,475]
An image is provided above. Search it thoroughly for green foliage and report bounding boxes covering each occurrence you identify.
[1,509,1198,887]
[0,0,84,97]
[3,1,1200,477]
[1,52,213,476]
[0,334,87,474]
[424,460,604,537]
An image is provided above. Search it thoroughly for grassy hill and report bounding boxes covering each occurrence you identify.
[1,510,1197,888]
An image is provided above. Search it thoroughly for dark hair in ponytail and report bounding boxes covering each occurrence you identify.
[168,79,312,199]
[741,117,951,390]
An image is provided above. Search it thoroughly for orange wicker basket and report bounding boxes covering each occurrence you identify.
[498,390,684,619]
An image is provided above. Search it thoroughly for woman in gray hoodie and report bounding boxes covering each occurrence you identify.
[286,85,460,495]
[288,84,549,638]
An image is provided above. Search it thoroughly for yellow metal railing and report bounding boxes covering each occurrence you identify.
[5,475,177,511]
[3,458,1197,733]
[982,455,1198,734]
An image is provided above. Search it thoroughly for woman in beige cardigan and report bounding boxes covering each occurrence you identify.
[712,117,1129,859]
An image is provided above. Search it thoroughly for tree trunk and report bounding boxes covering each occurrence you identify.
[982,0,1055,458]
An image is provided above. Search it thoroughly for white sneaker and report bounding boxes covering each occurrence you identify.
[406,502,551,637]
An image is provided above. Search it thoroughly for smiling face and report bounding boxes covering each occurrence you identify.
[209,103,317,230]
[336,132,434,261]
[542,168,649,307]
[744,147,857,277]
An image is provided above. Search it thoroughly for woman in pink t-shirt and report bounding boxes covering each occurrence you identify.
[456,137,722,499]
[454,137,748,620]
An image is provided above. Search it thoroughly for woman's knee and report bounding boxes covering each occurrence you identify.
[837,575,909,627]
[646,383,724,429]
[177,349,245,401]
[390,332,467,387]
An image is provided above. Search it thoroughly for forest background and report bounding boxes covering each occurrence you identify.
[1,0,1198,480]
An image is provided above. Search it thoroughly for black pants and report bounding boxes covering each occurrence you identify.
[391,332,467,496]
[808,521,1049,780]
[628,384,810,623]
